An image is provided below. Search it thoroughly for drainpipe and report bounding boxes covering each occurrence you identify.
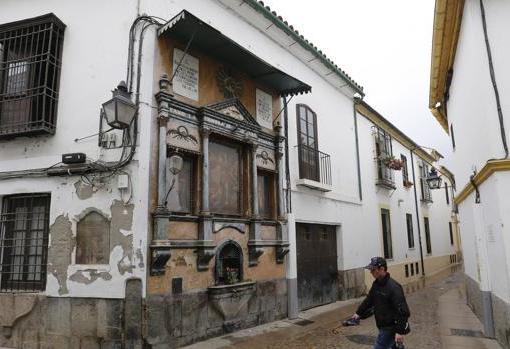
[283,97,292,213]
[479,0,509,159]
[353,97,362,201]
[283,96,298,319]
[410,149,425,277]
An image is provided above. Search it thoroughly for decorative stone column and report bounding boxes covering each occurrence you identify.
[249,142,264,266]
[274,124,289,264]
[275,124,286,220]
[197,127,214,271]
[151,74,172,275]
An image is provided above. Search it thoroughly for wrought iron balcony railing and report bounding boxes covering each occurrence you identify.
[297,144,331,186]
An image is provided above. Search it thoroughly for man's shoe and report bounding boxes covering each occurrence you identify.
[342,317,360,326]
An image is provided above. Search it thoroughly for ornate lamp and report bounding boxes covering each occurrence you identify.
[102,81,137,129]
[426,167,443,190]
[168,153,183,175]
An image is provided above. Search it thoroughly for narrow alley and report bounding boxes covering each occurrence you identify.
[183,268,502,349]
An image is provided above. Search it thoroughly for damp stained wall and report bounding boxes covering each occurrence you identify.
[148,225,285,295]
[0,0,156,298]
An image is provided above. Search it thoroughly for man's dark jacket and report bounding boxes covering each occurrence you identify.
[356,273,410,334]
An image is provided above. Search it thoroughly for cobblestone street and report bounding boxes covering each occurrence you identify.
[183,267,503,349]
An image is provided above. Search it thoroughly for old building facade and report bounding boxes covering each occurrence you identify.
[0,0,460,348]
[429,0,510,347]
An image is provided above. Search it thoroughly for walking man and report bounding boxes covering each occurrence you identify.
[350,257,410,349]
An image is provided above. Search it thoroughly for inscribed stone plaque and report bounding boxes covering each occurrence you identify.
[173,48,199,101]
[256,88,273,129]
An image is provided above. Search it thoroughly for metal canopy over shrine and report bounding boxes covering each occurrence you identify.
[158,10,311,97]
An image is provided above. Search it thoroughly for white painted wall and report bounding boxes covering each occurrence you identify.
[0,0,154,298]
[447,0,510,189]
[442,0,510,305]
[356,113,456,273]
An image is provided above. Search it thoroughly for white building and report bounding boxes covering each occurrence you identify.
[0,0,460,347]
[429,0,510,346]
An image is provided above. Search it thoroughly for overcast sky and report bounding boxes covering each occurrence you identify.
[262,0,452,164]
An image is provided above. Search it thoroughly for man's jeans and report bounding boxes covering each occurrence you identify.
[373,329,399,349]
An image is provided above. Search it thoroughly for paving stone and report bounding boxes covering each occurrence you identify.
[181,268,505,349]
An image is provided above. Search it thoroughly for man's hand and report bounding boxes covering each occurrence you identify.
[352,313,360,320]
[395,333,404,344]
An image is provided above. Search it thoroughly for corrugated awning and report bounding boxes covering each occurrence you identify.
[158,10,311,97]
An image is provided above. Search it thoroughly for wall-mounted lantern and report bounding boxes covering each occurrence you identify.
[102,81,137,129]
[168,153,183,175]
[426,167,443,190]
[164,152,184,205]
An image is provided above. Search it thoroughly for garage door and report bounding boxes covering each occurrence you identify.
[296,223,338,310]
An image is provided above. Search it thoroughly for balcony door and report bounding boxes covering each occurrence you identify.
[297,104,319,181]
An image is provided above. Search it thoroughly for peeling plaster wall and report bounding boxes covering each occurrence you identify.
[0,174,148,299]
[0,0,156,299]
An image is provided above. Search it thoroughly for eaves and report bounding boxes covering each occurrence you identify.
[429,0,465,133]
[217,0,364,97]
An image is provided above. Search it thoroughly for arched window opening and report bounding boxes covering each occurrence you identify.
[215,241,243,285]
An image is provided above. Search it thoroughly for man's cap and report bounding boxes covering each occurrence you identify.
[365,256,387,270]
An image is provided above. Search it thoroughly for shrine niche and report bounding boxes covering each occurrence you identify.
[215,240,243,285]
[147,8,312,345]
[76,211,110,264]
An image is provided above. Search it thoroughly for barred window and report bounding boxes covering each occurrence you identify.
[374,127,395,188]
[0,194,50,292]
[419,163,433,202]
[380,208,393,259]
[0,14,65,138]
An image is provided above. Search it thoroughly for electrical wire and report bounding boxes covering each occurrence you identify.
[480,0,509,159]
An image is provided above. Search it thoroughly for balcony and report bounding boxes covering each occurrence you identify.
[376,159,396,190]
[296,144,332,192]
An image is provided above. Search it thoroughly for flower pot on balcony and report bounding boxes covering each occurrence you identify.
[404,180,414,188]
[383,157,404,171]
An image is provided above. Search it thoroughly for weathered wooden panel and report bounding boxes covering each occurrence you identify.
[296,223,338,310]
[209,141,242,215]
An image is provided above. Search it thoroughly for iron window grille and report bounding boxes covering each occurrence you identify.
[380,208,393,259]
[0,14,65,138]
[0,193,50,292]
[449,222,454,245]
[424,217,432,254]
[401,154,410,186]
[215,241,243,285]
[373,127,395,189]
[296,144,331,186]
[419,163,433,202]
[406,213,414,249]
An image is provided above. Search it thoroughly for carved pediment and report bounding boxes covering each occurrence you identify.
[205,98,259,127]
